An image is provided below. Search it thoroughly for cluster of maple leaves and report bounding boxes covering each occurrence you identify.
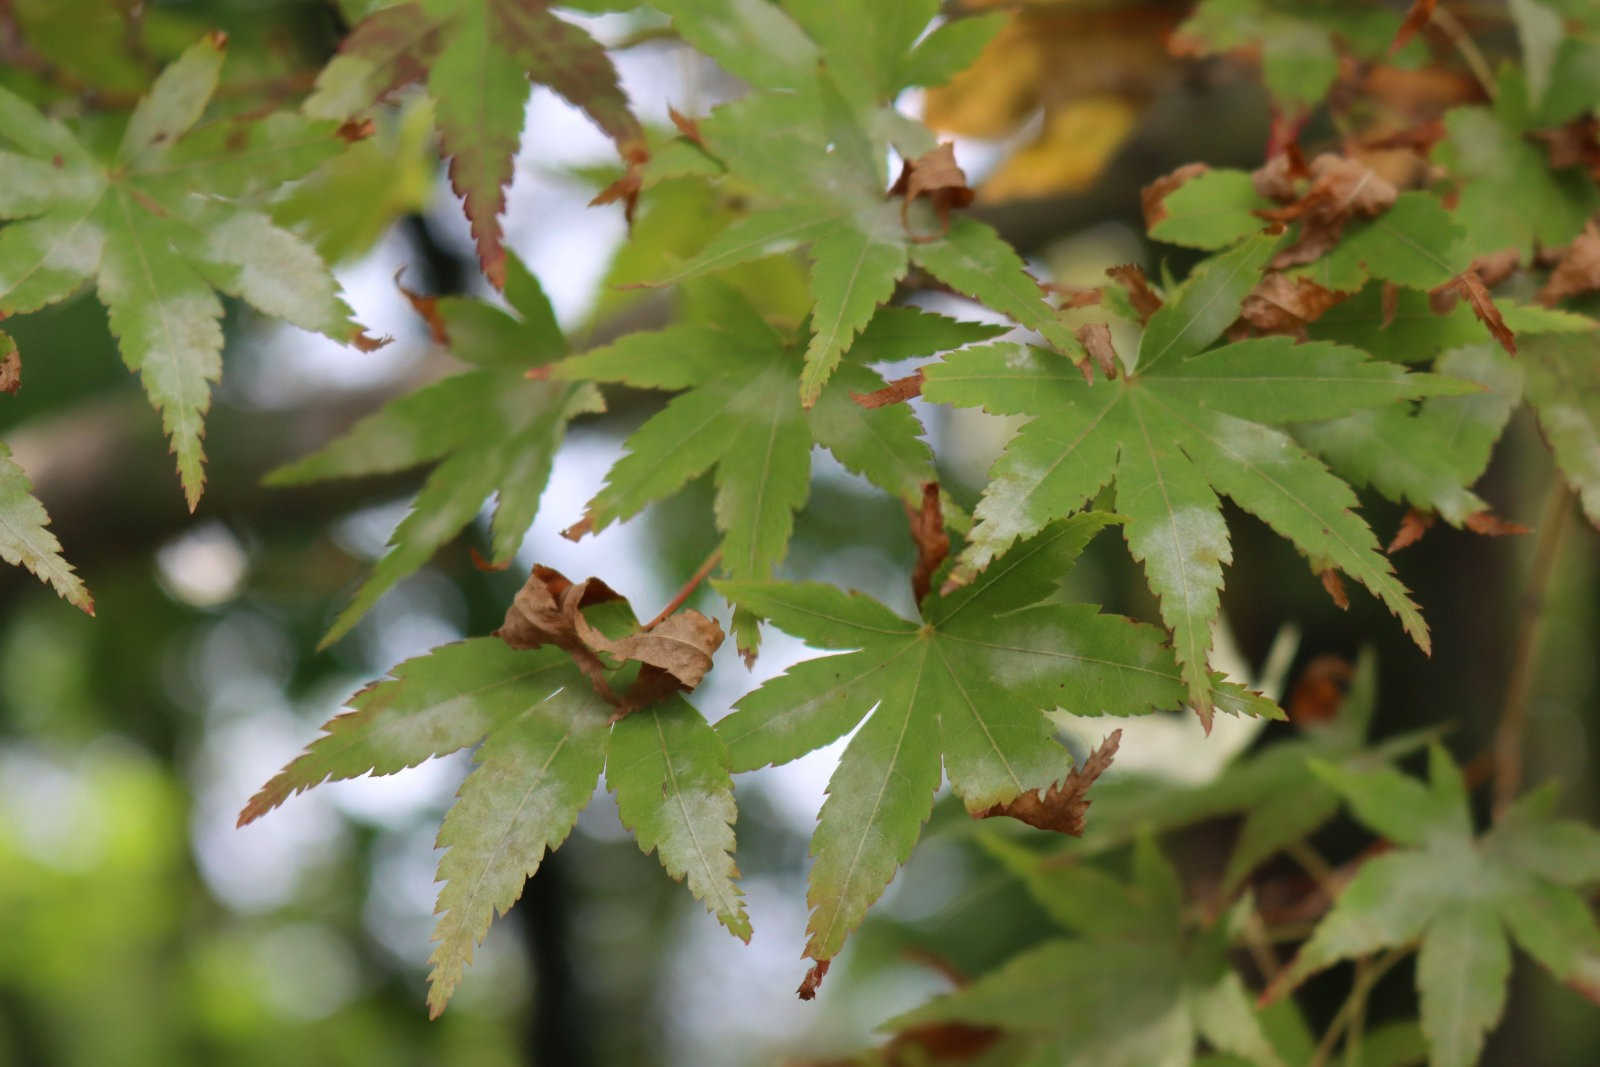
[3,0,1600,1062]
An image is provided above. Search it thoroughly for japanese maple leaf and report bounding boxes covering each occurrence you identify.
[892,835,1284,1066]
[1271,746,1600,1067]
[0,35,376,508]
[240,624,749,1017]
[922,233,1474,723]
[267,254,601,647]
[646,70,1082,406]
[717,514,1280,993]
[552,283,1003,649]
[305,0,644,287]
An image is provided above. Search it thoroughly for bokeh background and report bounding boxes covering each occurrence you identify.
[2,1,1596,1064]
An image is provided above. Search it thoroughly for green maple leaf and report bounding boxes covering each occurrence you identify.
[239,635,748,1018]
[894,835,1283,1067]
[1437,105,1599,260]
[1522,332,1600,529]
[1275,746,1600,1067]
[552,284,1000,603]
[1173,2,1410,110]
[654,0,1003,105]
[1304,300,1597,528]
[922,234,1471,719]
[1072,649,1437,890]
[268,254,602,647]
[717,514,1280,981]
[305,0,643,287]
[0,439,92,614]
[643,70,1080,406]
[0,35,374,508]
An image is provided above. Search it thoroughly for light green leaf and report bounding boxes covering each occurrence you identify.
[0,41,369,506]
[652,0,819,91]
[1138,232,1280,371]
[1522,332,1600,527]
[1416,904,1510,1067]
[896,12,1007,91]
[610,696,751,940]
[912,217,1081,356]
[724,519,1241,975]
[426,677,610,1016]
[238,640,575,824]
[800,227,908,405]
[118,32,225,167]
[925,333,1433,710]
[0,441,92,613]
[1149,169,1273,250]
[1308,192,1468,291]
[1439,106,1599,258]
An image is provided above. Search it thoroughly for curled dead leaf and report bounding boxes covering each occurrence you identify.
[0,346,18,395]
[1044,283,1103,309]
[1471,248,1522,290]
[907,482,949,605]
[562,514,595,542]
[496,564,625,699]
[889,143,974,238]
[495,563,724,717]
[1432,270,1516,356]
[1256,153,1398,269]
[1075,322,1120,380]
[1106,263,1162,322]
[1539,222,1600,307]
[976,729,1122,835]
[336,118,376,143]
[851,369,924,409]
[797,958,830,1001]
[1239,272,1346,335]
[1287,653,1354,727]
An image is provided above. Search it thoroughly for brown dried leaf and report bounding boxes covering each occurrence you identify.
[1463,511,1530,538]
[573,606,724,715]
[1539,222,1600,306]
[1106,263,1162,322]
[562,514,595,542]
[797,958,830,1001]
[976,729,1122,835]
[852,369,924,409]
[0,346,18,395]
[1471,248,1522,289]
[1239,272,1346,334]
[1141,161,1209,230]
[889,143,974,237]
[1434,270,1516,356]
[1286,653,1354,727]
[468,547,513,572]
[667,105,704,147]
[1075,321,1120,380]
[395,269,449,344]
[1391,0,1437,54]
[1535,117,1600,178]
[1259,153,1398,270]
[1388,508,1436,553]
[495,565,624,698]
[588,139,651,228]
[907,482,949,604]
[1320,568,1350,611]
[495,563,724,716]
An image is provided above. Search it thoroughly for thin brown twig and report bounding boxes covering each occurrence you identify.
[1492,481,1574,820]
[1429,3,1498,102]
[643,548,722,630]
